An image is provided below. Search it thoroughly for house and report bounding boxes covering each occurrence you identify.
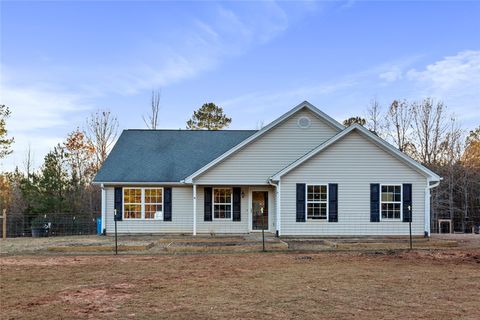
[93,101,441,237]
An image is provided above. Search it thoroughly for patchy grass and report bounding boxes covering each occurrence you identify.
[1,250,479,319]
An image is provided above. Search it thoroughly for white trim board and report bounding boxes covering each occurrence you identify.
[184,101,344,183]
[270,124,441,181]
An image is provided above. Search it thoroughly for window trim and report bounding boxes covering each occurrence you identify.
[379,184,402,221]
[305,184,329,221]
[212,187,233,221]
[122,187,164,220]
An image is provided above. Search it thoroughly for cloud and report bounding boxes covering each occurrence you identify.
[406,50,480,95]
[379,66,403,82]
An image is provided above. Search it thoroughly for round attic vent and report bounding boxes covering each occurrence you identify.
[298,116,311,128]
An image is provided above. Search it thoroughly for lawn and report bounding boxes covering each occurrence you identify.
[1,250,479,319]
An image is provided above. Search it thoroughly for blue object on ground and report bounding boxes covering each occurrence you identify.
[97,218,102,235]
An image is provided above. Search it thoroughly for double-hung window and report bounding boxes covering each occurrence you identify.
[145,188,163,220]
[124,188,142,219]
[123,188,163,220]
[213,188,232,219]
[306,185,328,220]
[381,185,402,220]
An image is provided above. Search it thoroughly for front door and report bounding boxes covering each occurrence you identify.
[252,191,268,230]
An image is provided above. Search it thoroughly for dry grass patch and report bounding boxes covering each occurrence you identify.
[1,250,480,319]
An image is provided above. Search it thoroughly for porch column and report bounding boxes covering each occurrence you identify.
[193,184,197,236]
[101,184,106,233]
[276,181,281,236]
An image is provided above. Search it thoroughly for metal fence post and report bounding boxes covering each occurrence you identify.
[114,209,118,255]
[2,209,6,239]
[261,207,266,252]
[409,205,413,250]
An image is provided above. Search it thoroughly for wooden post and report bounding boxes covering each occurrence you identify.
[2,209,6,239]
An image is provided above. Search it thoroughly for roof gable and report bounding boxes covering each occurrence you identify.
[270,124,440,181]
[184,101,344,183]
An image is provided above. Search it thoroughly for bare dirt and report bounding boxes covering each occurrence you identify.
[1,249,479,319]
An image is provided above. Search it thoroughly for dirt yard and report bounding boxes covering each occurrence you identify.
[1,250,479,319]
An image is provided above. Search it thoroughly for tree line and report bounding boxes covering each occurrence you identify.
[0,94,478,234]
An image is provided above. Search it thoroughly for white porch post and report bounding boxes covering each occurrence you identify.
[193,184,197,236]
[101,184,106,233]
[276,180,281,237]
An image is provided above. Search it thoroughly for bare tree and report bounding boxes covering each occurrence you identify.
[385,99,413,153]
[85,109,119,170]
[22,143,34,180]
[143,90,161,129]
[365,98,384,137]
[411,98,448,165]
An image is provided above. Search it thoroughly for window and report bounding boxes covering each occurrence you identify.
[123,188,163,220]
[213,188,232,219]
[145,188,163,220]
[124,188,142,219]
[381,185,402,220]
[306,185,328,220]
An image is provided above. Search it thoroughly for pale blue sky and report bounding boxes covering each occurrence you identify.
[1,1,479,171]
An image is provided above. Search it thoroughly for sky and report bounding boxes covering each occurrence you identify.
[1,0,479,171]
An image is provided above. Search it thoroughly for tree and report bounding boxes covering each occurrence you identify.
[63,129,96,184]
[385,100,413,153]
[343,116,366,127]
[365,98,385,137]
[186,103,232,130]
[36,145,70,213]
[143,90,161,129]
[411,98,447,165]
[0,105,14,159]
[462,127,480,168]
[85,109,119,170]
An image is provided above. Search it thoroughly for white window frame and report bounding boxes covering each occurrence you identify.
[144,187,164,220]
[305,184,329,221]
[122,187,164,220]
[379,184,402,221]
[212,187,233,221]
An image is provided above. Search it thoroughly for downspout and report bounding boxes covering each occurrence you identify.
[268,178,281,237]
[425,177,441,237]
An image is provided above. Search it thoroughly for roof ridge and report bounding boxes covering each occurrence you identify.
[125,129,258,132]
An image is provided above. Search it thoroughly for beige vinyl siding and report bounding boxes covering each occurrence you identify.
[105,186,193,234]
[281,131,427,236]
[196,186,249,233]
[194,108,339,184]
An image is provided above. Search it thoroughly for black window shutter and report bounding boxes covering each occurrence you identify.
[328,184,338,222]
[114,187,123,221]
[164,187,172,221]
[204,187,212,221]
[296,183,306,222]
[370,184,380,222]
[232,187,241,221]
[402,184,412,222]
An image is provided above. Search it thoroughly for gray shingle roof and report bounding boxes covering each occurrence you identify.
[93,129,257,183]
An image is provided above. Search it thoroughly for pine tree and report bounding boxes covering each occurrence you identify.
[186,103,232,130]
[0,105,14,159]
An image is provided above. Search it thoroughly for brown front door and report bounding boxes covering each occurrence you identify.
[252,191,268,230]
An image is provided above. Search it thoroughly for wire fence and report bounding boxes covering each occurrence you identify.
[1,212,100,238]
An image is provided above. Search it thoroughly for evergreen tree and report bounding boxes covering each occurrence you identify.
[343,116,366,127]
[186,103,232,130]
[0,105,14,159]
